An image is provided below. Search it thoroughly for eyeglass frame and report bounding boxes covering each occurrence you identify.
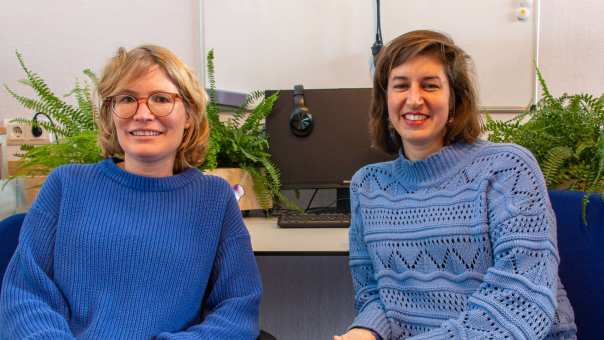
[106,91,182,119]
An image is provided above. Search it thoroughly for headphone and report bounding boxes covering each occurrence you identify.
[31,112,54,138]
[289,84,313,137]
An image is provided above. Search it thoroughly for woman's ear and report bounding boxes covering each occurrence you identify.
[184,111,192,129]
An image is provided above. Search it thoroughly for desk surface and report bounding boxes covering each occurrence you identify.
[0,192,350,254]
[244,217,349,254]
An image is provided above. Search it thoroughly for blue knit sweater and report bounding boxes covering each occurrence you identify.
[348,141,577,340]
[0,158,262,339]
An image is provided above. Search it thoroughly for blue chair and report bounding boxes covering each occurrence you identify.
[0,213,26,282]
[549,191,604,339]
[0,213,276,340]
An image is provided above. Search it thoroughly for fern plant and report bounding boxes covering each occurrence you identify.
[202,49,295,210]
[486,69,604,223]
[5,51,102,177]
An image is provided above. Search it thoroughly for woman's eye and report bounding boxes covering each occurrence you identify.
[424,83,440,90]
[151,94,172,104]
[393,83,409,90]
[117,95,136,103]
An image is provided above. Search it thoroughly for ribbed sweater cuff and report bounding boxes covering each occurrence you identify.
[16,331,75,340]
[349,303,390,340]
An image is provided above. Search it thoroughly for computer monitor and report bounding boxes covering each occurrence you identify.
[265,88,394,190]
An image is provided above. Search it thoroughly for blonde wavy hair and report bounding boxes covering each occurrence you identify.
[96,45,209,173]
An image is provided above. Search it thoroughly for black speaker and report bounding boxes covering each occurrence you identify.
[288,85,313,137]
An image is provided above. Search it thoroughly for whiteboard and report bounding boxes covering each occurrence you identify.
[202,0,537,108]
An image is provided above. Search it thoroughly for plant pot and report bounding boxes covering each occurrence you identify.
[548,190,604,338]
[14,176,46,211]
[205,168,272,211]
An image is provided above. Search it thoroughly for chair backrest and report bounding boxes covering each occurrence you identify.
[0,213,26,285]
[549,191,604,339]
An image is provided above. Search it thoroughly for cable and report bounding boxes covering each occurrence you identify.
[371,0,384,63]
[31,112,59,144]
[376,0,382,42]
[305,188,319,212]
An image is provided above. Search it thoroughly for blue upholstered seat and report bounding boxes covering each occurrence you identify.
[0,213,25,282]
[549,191,604,339]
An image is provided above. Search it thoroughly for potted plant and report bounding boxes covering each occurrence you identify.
[485,69,604,224]
[2,51,101,206]
[5,52,101,175]
[202,49,295,211]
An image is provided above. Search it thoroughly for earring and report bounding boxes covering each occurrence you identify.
[448,112,454,125]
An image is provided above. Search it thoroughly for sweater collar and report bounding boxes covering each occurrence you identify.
[100,158,200,192]
[393,141,485,186]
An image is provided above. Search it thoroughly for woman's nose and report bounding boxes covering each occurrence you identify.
[406,84,424,108]
[132,98,154,121]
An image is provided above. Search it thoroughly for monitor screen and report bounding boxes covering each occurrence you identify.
[265,88,394,189]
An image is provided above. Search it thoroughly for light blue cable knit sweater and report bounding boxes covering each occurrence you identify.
[0,158,262,339]
[348,141,577,340]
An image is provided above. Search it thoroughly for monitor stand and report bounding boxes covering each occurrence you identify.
[336,188,351,214]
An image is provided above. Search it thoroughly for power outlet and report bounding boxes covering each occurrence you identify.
[6,120,50,146]
[4,119,51,177]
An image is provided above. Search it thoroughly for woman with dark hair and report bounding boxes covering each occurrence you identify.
[335,30,576,340]
[0,45,262,339]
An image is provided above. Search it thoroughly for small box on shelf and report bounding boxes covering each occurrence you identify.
[2,120,50,205]
[5,120,50,177]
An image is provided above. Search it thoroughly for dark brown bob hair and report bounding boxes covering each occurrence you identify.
[370,30,483,155]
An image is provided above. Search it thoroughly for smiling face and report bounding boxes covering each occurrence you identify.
[112,65,190,176]
[387,54,451,160]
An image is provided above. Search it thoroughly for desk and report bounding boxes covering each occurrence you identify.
[244,217,349,254]
[246,217,355,340]
[0,188,353,254]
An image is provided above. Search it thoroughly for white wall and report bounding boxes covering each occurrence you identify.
[201,0,604,111]
[0,0,200,120]
[540,0,604,97]
[1,0,601,121]
[203,0,537,109]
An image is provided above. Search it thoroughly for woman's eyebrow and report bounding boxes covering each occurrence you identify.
[422,76,442,82]
[390,75,443,82]
[390,76,409,82]
[116,89,139,95]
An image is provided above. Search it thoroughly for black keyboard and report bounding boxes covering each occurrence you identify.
[277,213,351,228]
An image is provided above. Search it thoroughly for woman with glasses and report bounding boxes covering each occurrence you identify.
[0,45,262,339]
[334,30,576,340]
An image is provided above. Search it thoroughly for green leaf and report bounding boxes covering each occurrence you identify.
[5,51,100,181]
[542,146,573,188]
[11,131,102,177]
[486,67,604,224]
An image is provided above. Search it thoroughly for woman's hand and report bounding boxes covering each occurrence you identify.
[333,328,377,340]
